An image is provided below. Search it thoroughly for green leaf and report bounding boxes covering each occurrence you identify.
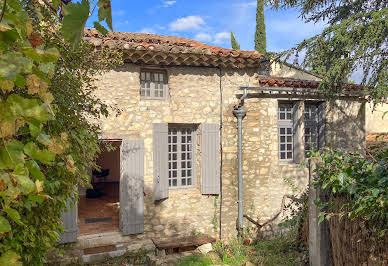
[0,250,22,266]
[12,163,36,194]
[62,0,90,49]
[52,0,61,9]
[37,133,53,146]
[97,0,112,29]
[0,53,32,79]
[0,216,11,233]
[7,94,51,123]
[28,122,41,138]
[93,21,108,35]
[0,140,25,169]
[14,74,26,88]
[318,213,325,224]
[24,142,55,165]
[4,208,22,225]
[25,160,45,181]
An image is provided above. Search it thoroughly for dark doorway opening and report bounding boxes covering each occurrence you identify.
[78,140,121,235]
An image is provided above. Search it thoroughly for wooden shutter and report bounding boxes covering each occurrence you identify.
[202,123,220,195]
[153,123,169,201]
[293,101,303,163]
[58,199,78,244]
[120,139,144,235]
[318,102,326,149]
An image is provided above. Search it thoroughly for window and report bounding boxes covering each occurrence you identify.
[304,103,319,155]
[168,126,194,188]
[304,102,324,156]
[140,70,168,99]
[278,102,294,161]
[277,101,325,162]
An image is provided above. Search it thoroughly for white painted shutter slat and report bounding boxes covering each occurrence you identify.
[153,123,169,201]
[120,139,144,235]
[202,123,220,195]
[58,199,78,243]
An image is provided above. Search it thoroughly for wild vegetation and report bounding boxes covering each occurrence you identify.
[0,0,121,264]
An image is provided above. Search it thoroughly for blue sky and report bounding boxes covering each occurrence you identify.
[86,0,326,52]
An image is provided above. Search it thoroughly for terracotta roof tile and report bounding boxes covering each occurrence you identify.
[84,28,263,68]
[257,75,364,90]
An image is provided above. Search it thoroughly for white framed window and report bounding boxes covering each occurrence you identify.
[168,125,195,188]
[140,69,168,99]
[278,102,294,161]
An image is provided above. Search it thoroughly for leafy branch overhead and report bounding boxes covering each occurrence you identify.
[0,0,120,264]
[268,0,387,103]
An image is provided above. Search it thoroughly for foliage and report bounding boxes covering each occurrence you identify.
[310,143,388,237]
[230,31,240,50]
[0,0,121,264]
[176,254,214,266]
[254,0,266,54]
[268,0,388,103]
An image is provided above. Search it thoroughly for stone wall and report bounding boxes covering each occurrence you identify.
[93,63,365,241]
[366,102,388,134]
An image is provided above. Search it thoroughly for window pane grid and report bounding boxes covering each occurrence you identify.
[278,102,294,161]
[278,103,293,120]
[279,127,293,160]
[140,70,167,99]
[168,126,194,188]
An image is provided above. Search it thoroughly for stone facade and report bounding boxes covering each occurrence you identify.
[92,63,365,241]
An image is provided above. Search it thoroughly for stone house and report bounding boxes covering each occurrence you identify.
[58,29,368,261]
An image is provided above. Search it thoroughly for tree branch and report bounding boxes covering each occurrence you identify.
[243,194,298,230]
[0,0,6,23]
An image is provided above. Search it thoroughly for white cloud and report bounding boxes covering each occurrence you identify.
[169,16,206,31]
[194,32,212,42]
[140,28,156,34]
[163,0,176,7]
[213,32,230,44]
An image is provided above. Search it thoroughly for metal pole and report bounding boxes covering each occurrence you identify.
[233,108,247,236]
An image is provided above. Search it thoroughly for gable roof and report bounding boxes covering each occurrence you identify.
[84,28,264,69]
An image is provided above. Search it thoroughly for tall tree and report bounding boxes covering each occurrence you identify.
[231,31,240,50]
[254,0,267,54]
[269,0,388,103]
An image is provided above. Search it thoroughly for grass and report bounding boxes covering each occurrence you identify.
[177,231,300,266]
[176,254,214,266]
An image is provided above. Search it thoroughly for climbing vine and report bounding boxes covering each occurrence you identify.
[310,143,388,237]
[0,0,121,264]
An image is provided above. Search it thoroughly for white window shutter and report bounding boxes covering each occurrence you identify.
[120,139,144,235]
[201,123,220,195]
[153,123,169,201]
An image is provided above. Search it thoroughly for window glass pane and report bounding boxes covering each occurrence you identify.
[187,178,192,185]
[168,125,194,188]
[140,70,167,98]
